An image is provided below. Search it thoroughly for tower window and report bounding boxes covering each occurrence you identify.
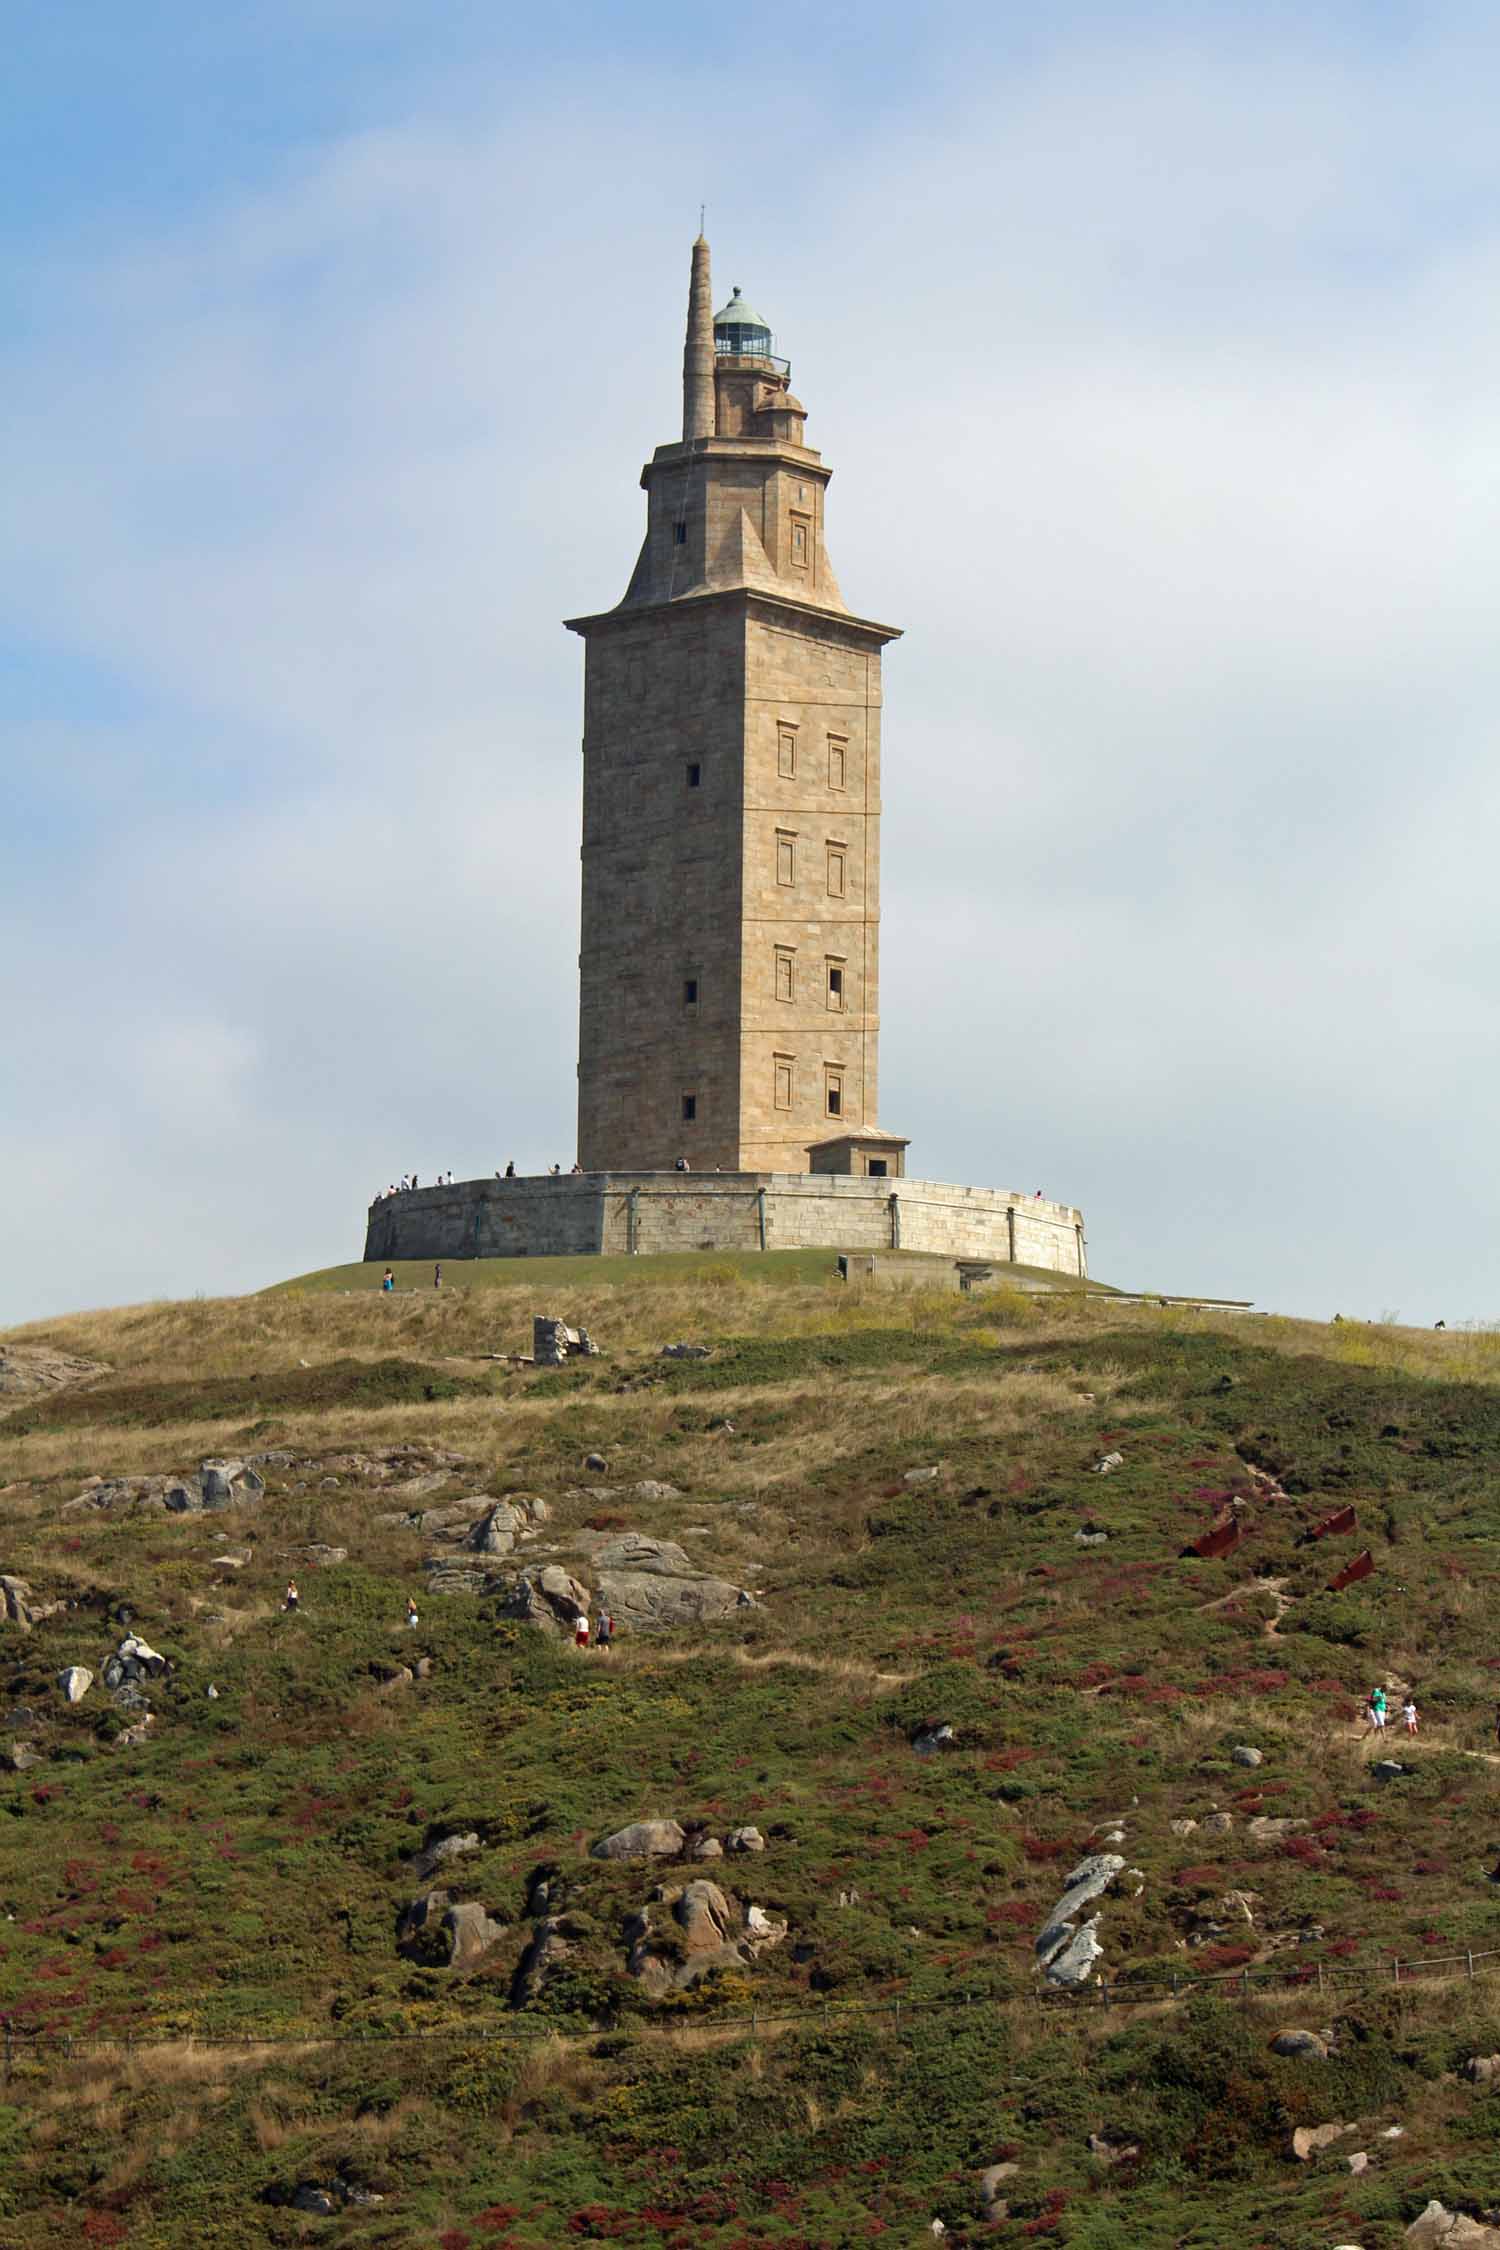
[775,946,795,1002]
[867,1158,888,1178]
[825,1068,844,1119]
[774,1055,794,1110]
[826,962,845,1010]
[681,1093,697,1122]
[776,831,796,887]
[791,516,810,569]
[683,977,699,1007]
[826,845,846,898]
[777,726,797,779]
[828,736,847,790]
[686,761,701,788]
[673,521,688,545]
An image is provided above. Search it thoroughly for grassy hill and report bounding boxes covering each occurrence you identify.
[1,1265,1499,2244]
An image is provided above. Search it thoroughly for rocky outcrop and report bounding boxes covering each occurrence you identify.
[625,1878,786,1994]
[102,1635,169,1693]
[0,1576,59,1630]
[1270,2029,1330,2061]
[0,1345,108,1397]
[64,1460,265,1516]
[1406,2203,1500,2247]
[396,1888,506,1970]
[502,1565,593,1631]
[57,1666,93,1703]
[1035,1853,1131,1989]
[593,1820,686,1862]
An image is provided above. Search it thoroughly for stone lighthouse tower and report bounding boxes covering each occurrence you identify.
[566,236,902,1174]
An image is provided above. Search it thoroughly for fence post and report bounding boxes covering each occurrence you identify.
[1393,1957,1400,1988]
[1468,1952,1475,1982]
[1241,1969,1250,2008]
[751,2001,757,2036]
[894,1998,901,2034]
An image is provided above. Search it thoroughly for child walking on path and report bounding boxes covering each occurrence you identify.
[1402,1698,1419,1735]
[284,1581,300,1612]
[574,1613,590,1651]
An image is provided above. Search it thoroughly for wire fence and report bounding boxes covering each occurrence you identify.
[5,1945,1500,2069]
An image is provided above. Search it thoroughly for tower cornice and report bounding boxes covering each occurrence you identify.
[563,584,902,647]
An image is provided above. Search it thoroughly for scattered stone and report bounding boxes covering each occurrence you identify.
[660,1343,710,1360]
[691,1835,724,1860]
[979,2163,1018,2206]
[0,1575,58,1629]
[57,1666,93,1703]
[592,1820,686,1862]
[502,1565,593,1632]
[911,1723,957,1756]
[838,1887,861,1908]
[1347,2150,1369,2173]
[584,1453,608,1472]
[1464,2055,1500,2086]
[103,1635,169,1693]
[1086,2131,1140,2166]
[1093,1452,1125,1474]
[1074,1529,1109,1546]
[902,1465,941,1488]
[1405,2202,1500,2247]
[114,1717,154,1749]
[412,1831,481,1880]
[422,1561,492,1599]
[302,1544,347,1568]
[625,1877,785,1993]
[1373,1759,1408,1784]
[211,1552,249,1569]
[1270,2029,1329,2061]
[1,1743,41,1772]
[1291,2120,1353,2160]
[536,1318,600,1365]
[727,1826,766,1854]
[291,2184,340,2216]
[1200,1810,1234,1836]
[1169,1818,1198,1837]
[63,1461,264,1517]
[1231,1745,1264,1768]
[199,1459,266,1508]
[396,1888,506,1969]
[1247,1816,1305,1843]
[413,1656,434,1679]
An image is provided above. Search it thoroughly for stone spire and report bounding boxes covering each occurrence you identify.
[682,233,716,442]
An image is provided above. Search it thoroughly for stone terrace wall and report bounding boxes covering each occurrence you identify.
[363,1175,1086,1277]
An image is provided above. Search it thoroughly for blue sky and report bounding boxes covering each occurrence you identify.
[5,1,1500,1324]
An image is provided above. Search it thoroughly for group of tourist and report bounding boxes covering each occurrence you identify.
[374,1172,458,1201]
[1364,1686,1419,1735]
[573,1609,614,1652]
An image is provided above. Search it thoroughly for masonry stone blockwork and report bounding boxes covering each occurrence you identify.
[365,1175,1087,1276]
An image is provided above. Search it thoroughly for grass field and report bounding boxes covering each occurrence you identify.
[272,1247,1109,1297]
[1,1275,1499,2244]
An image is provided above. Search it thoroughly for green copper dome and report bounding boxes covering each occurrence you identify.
[713,285,772,346]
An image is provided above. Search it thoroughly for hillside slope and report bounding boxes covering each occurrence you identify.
[1,1272,1499,2246]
